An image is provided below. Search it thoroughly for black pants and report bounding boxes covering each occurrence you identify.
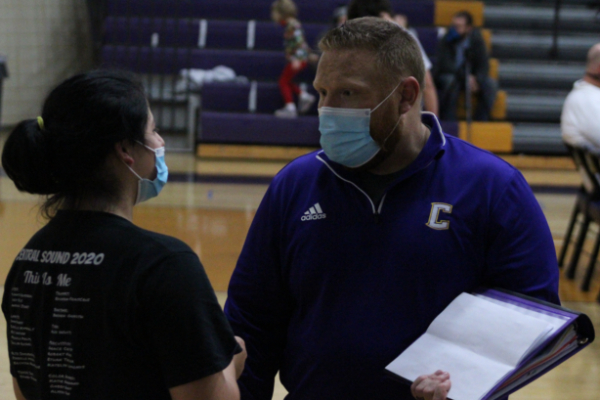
[436,73,498,121]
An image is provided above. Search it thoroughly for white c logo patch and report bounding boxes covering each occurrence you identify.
[426,203,453,230]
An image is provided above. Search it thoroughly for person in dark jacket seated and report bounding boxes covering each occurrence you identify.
[433,11,497,121]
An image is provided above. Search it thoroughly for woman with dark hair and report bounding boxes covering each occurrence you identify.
[1,70,246,400]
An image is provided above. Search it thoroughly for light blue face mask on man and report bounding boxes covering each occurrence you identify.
[318,81,402,168]
[126,142,169,204]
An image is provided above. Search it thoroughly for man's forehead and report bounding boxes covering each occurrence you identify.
[316,49,379,81]
[321,48,376,62]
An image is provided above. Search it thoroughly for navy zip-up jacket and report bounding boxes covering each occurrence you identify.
[225,113,559,400]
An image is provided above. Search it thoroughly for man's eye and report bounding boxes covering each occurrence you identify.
[342,90,352,96]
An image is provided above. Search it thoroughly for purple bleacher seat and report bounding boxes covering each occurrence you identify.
[104,17,198,47]
[201,81,318,115]
[393,1,435,27]
[103,17,432,58]
[253,22,285,51]
[205,20,248,49]
[199,111,455,147]
[101,46,316,81]
[256,83,319,115]
[413,27,438,57]
[107,1,434,25]
[303,23,328,49]
[200,111,320,146]
[235,21,327,51]
[202,82,250,112]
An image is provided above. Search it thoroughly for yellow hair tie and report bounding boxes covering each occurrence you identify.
[37,116,45,131]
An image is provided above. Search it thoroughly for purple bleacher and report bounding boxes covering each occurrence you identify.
[254,22,327,51]
[205,20,248,49]
[104,18,329,51]
[107,0,434,26]
[200,111,458,147]
[200,112,320,146]
[258,84,319,114]
[256,82,285,114]
[201,81,318,115]
[103,18,436,60]
[101,46,316,81]
[202,82,318,114]
[104,17,198,47]
[414,27,439,57]
[202,82,250,112]
[393,1,435,27]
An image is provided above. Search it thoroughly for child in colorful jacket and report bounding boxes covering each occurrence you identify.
[271,0,316,118]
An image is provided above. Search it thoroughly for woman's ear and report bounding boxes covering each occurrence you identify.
[398,77,421,114]
[114,140,135,167]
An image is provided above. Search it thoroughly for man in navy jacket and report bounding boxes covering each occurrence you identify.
[225,17,559,400]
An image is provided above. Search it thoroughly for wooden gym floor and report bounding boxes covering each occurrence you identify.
[0,133,598,399]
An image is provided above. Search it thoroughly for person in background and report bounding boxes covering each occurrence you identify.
[1,70,246,400]
[311,6,348,65]
[332,5,348,27]
[225,18,558,400]
[271,0,316,118]
[433,10,497,121]
[561,43,600,152]
[347,0,439,116]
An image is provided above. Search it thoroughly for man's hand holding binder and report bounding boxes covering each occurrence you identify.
[386,289,595,400]
[411,370,452,400]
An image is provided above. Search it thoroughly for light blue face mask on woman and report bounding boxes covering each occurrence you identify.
[126,142,169,204]
[318,81,402,168]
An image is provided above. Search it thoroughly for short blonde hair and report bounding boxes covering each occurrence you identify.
[271,0,298,19]
[319,17,425,87]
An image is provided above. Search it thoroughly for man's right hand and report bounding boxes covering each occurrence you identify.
[468,75,480,93]
[410,370,451,400]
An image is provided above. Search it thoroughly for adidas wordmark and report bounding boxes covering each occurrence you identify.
[301,203,326,221]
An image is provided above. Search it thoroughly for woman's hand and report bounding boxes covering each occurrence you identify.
[411,370,451,400]
[233,336,247,379]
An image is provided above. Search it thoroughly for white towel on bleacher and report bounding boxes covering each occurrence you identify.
[177,66,248,92]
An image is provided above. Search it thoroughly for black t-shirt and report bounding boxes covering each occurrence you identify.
[2,210,239,399]
[352,169,405,206]
[352,124,433,206]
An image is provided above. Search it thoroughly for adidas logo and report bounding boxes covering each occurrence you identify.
[301,203,327,221]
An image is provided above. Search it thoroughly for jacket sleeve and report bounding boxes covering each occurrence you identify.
[432,37,453,78]
[224,182,293,400]
[470,29,490,83]
[483,170,560,304]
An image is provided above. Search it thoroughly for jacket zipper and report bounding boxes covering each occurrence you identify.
[317,155,387,222]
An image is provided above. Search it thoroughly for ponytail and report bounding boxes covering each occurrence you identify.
[2,118,60,195]
[1,70,148,218]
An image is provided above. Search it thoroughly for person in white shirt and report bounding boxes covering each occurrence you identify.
[561,43,600,152]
